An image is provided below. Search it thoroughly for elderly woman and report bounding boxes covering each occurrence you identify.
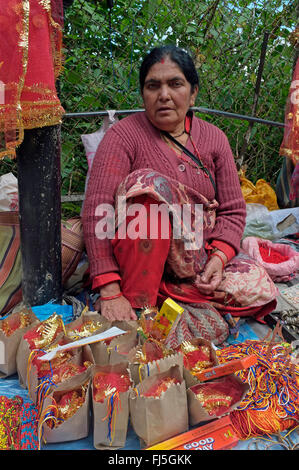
[82,45,277,322]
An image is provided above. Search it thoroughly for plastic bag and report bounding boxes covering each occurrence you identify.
[80,110,118,213]
[0,173,18,211]
[240,172,279,211]
[243,203,299,240]
[81,110,118,185]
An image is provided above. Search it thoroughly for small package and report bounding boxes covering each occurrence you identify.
[28,338,94,406]
[129,365,188,448]
[66,312,110,340]
[90,320,138,366]
[127,338,183,385]
[16,313,65,388]
[151,298,184,340]
[187,374,249,426]
[92,363,132,449]
[38,371,91,447]
[146,415,239,450]
[0,309,37,377]
[175,338,219,388]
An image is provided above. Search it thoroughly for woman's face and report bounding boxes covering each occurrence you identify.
[142,56,198,134]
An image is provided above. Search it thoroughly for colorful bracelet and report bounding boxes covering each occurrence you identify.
[100,292,123,301]
[210,252,226,270]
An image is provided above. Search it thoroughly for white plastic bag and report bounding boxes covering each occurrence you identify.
[81,110,118,178]
[243,203,299,240]
[0,172,18,211]
[81,110,118,213]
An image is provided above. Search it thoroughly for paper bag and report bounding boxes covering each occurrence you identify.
[187,374,249,426]
[90,320,137,366]
[28,338,94,405]
[176,338,219,389]
[0,310,37,377]
[92,363,132,450]
[129,365,188,448]
[128,345,184,386]
[38,369,91,446]
[16,313,65,388]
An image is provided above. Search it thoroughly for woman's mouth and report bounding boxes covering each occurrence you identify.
[157,107,173,113]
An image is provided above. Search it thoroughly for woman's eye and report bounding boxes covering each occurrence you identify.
[147,83,158,90]
[170,81,182,87]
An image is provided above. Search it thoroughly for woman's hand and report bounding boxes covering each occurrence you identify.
[195,251,226,295]
[94,282,137,322]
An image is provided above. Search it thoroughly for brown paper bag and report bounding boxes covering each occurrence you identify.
[0,310,37,378]
[90,320,137,366]
[16,313,65,388]
[177,338,219,389]
[128,346,184,386]
[66,312,111,340]
[92,363,132,450]
[38,369,92,446]
[187,374,249,426]
[28,338,94,405]
[129,365,188,448]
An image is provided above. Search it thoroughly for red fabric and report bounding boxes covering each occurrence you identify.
[279,57,299,165]
[209,240,236,262]
[92,272,121,291]
[0,0,64,159]
[108,195,275,319]
[111,195,171,308]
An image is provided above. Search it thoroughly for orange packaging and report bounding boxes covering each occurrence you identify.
[195,355,257,382]
[145,415,238,450]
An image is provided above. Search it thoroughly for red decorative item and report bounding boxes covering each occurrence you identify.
[142,377,180,398]
[93,371,131,403]
[0,0,65,159]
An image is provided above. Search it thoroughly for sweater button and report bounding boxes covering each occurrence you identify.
[178,163,186,172]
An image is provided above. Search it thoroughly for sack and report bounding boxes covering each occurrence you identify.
[81,111,118,212]
[28,341,94,406]
[0,212,22,316]
[164,302,229,350]
[92,363,132,449]
[38,370,91,446]
[187,375,249,426]
[127,346,184,386]
[129,365,188,448]
[242,236,299,282]
[90,320,137,366]
[239,170,279,211]
[0,309,37,377]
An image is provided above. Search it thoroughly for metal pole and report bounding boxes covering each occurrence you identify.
[64,107,285,128]
[16,125,63,306]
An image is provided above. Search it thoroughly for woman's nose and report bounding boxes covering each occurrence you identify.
[158,85,171,101]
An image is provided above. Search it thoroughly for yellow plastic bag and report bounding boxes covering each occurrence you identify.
[239,171,279,211]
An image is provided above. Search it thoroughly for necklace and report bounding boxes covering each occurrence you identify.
[171,130,186,138]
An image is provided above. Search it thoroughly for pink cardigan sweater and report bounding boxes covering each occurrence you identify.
[82,111,246,282]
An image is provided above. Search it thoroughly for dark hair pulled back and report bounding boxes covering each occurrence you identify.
[139,45,199,93]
